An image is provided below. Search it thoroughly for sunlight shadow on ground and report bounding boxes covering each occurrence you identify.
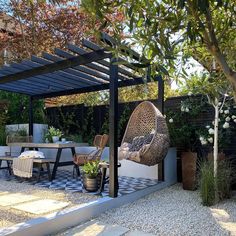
[211,208,236,235]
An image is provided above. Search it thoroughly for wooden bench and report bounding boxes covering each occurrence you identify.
[0,156,53,181]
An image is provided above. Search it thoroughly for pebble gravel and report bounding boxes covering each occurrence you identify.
[97,184,236,236]
[0,179,98,228]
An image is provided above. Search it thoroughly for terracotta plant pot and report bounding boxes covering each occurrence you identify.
[181,151,197,190]
[207,152,226,162]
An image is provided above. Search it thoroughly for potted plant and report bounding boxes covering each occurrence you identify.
[167,96,206,190]
[45,126,63,143]
[82,160,101,192]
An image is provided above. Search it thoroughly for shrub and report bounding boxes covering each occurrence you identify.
[199,161,215,206]
[217,161,233,200]
[0,127,6,146]
[199,160,234,206]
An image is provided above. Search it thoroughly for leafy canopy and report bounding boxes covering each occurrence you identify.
[81,0,236,98]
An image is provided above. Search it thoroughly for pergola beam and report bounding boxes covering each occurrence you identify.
[82,39,138,71]
[68,43,136,78]
[43,52,109,83]
[31,76,153,99]
[0,49,110,84]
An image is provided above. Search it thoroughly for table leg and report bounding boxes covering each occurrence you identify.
[71,147,76,156]
[7,161,12,175]
[51,148,62,180]
[46,162,51,181]
[37,163,42,182]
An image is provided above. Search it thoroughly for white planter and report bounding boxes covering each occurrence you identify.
[52,136,59,143]
[6,123,48,143]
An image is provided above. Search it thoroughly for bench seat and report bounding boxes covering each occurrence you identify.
[0,156,54,181]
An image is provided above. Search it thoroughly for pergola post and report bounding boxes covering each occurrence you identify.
[109,58,118,198]
[156,75,165,181]
[29,96,33,137]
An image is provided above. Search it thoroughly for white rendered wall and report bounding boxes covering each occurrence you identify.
[6,123,48,143]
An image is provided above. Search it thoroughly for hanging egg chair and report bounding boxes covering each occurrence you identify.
[119,101,170,166]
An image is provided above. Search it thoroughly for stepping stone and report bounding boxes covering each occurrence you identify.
[0,193,39,206]
[126,230,156,236]
[57,220,129,236]
[12,199,69,215]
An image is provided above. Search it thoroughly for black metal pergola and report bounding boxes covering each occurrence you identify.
[0,33,164,198]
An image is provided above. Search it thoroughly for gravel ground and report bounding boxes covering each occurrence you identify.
[97,184,236,236]
[0,179,98,228]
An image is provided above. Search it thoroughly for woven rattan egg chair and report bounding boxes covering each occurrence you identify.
[73,134,109,178]
[119,101,170,166]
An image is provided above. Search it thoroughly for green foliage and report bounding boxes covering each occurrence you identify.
[217,161,234,200]
[118,104,131,143]
[101,109,109,135]
[15,129,28,137]
[66,134,83,143]
[178,72,232,101]
[166,96,207,150]
[199,160,234,206]
[57,107,81,136]
[198,102,236,151]
[0,127,6,146]
[0,91,45,124]
[82,160,100,178]
[81,107,96,145]
[81,0,236,98]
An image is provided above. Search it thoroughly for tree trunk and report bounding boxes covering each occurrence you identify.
[211,48,236,102]
[213,99,219,203]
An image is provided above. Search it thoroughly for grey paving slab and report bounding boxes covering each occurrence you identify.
[57,220,129,236]
[12,199,69,214]
[0,193,39,206]
[126,230,156,236]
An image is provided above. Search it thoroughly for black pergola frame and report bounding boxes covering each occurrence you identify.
[0,34,164,198]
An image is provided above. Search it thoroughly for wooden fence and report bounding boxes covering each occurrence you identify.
[45,95,236,157]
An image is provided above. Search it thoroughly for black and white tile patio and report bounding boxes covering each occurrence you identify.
[0,169,159,197]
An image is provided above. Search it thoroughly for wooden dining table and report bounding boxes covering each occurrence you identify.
[7,142,88,180]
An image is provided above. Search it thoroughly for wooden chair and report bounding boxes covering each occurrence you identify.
[73,134,109,178]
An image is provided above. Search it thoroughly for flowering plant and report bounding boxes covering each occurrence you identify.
[199,103,236,151]
[166,96,207,151]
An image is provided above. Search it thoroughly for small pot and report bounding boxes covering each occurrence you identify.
[83,174,101,192]
[181,151,197,190]
[52,136,59,143]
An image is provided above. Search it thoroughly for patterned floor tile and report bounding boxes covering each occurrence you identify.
[0,169,160,197]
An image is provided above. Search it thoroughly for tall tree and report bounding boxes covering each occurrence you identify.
[0,0,124,106]
[81,0,236,99]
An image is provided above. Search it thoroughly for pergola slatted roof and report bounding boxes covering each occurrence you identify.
[0,33,164,198]
[0,34,154,99]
